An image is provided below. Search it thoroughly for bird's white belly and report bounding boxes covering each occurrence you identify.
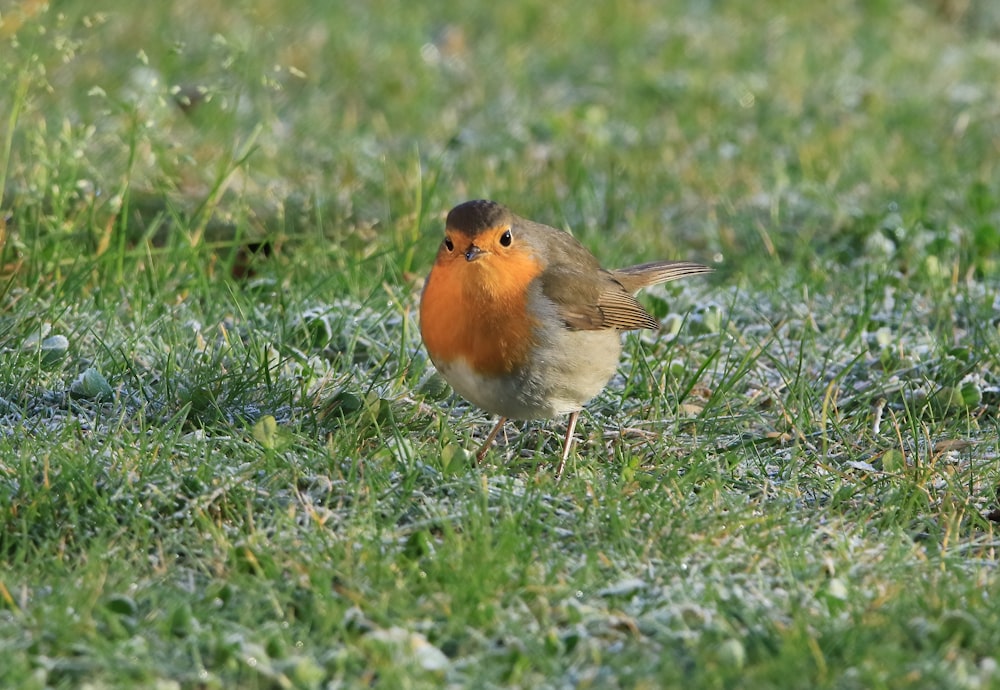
[432,328,622,421]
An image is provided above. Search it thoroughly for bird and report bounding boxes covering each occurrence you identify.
[419,199,711,476]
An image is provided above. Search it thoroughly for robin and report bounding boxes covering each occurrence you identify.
[419,199,711,476]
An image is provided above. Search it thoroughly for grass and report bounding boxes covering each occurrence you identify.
[1,0,1000,687]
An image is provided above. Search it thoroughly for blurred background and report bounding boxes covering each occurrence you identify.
[2,0,999,285]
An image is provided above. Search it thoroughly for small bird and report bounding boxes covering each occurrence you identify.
[419,199,711,475]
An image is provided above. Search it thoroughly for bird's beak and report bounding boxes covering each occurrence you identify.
[464,244,485,262]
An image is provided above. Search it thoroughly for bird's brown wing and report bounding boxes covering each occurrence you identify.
[540,263,659,331]
[534,228,660,331]
[527,219,711,331]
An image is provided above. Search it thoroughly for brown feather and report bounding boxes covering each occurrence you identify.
[611,261,714,292]
[541,255,712,332]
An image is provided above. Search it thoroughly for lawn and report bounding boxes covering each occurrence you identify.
[1,0,999,688]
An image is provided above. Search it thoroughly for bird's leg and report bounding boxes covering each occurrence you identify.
[554,411,580,478]
[475,417,507,463]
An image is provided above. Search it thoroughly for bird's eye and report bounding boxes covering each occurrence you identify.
[499,229,512,247]
[444,237,454,252]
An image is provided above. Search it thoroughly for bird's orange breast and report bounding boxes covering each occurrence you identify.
[420,250,544,377]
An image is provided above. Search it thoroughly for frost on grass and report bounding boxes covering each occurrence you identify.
[0,296,418,449]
